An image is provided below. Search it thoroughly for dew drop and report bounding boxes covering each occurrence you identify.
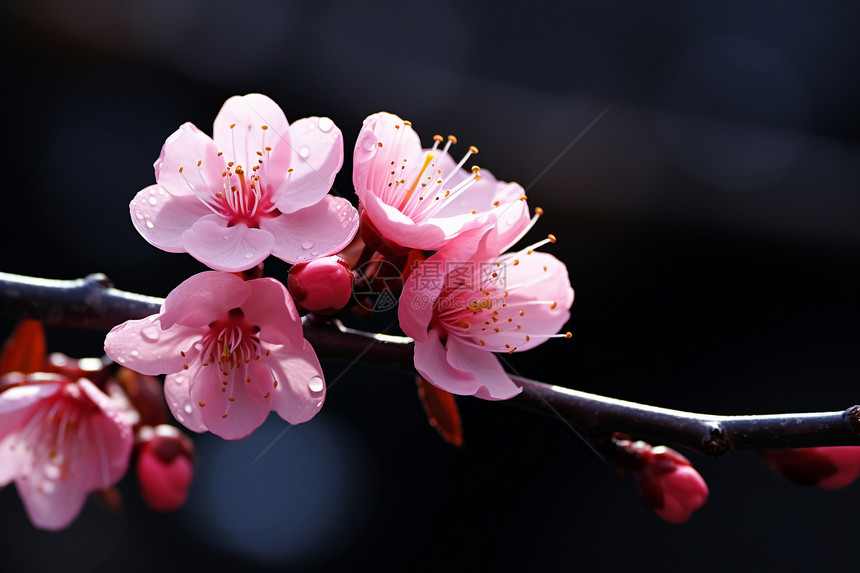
[184,404,193,415]
[302,240,313,249]
[141,325,160,342]
[311,251,318,256]
[130,350,139,357]
[158,188,166,196]
[244,252,255,259]
[299,146,310,159]
[194,342,204,351]
[145,221,154,229]
[116,356,126,364]
[362,136,376,151]
[135,211,144,220]
[148,196,158,206]
[308,376,324,393]
[318,117,334,133]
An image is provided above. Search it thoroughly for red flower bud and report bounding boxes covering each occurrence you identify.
[288,255,354,313]
[762,446,860,489]
[136,425,194,512]
[635,446,708,524]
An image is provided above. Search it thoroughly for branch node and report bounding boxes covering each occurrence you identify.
[703,426,731,458]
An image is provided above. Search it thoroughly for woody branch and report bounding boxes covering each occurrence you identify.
[2,271,859,457]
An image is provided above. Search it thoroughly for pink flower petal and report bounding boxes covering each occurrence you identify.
[261,195,359,264]
[274,116,344,214]
[190,364,269,440]
[160,271,252,329]
[154,122,222,197]
[16,475,90,531]
[213,94,291,185]
[444,337,521,400]
[130,185,215,252]
[261,340,325,425]
[164,371,206,433]
[242,278,303,349]
[181,215,275,272]
[413,329,520,399]
[105,315,207,375]
[353,112,423,202]
[359,188,449,251]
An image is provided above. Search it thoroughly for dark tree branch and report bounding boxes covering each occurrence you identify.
[2,271,859,457]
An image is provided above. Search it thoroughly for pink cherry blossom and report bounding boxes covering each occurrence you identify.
[398,220,574,400]
[635,446,709,524]
[353,112,530,256]
[0,372,134,530]
[131,94,359,272]
[104,271,326,440]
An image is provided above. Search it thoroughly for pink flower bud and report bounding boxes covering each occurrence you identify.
[136,425,194,512]
[288,255,354,313]
[762,446,860,489]
[635,446,708,524]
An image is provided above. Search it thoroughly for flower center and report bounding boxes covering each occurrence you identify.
[178,124,291,228]
[433,234,571,353]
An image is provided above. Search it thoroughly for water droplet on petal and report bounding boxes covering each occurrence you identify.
[318,117,334,133]
[135,211,144,220]
[130,350,139,357]
[308,376,324,393]
[223,235,230,240]
[145,221,154,229]
[194,343,203,351]
[158,188,166,196]
[141,325,161,342]
[184,404,193,415]
[148,196,158,206]
[116,356,126,364]
[362,136,376,151]
[244,252,255,259]
[299,146,310,159]
[311,251,318,256]
[302,240,313,249]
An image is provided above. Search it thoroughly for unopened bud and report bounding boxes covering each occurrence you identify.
[633,445,708,524]
[288,255,354,313]
[136,425,194,512]
[761,446,860,489]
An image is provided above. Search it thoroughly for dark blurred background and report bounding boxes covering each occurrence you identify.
[2,1,860,571]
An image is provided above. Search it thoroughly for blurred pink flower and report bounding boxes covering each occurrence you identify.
[0,372,134,530]
[104,271,325,440]
[762,446,860,489]
[353,112,530,256]
[635,446,709,524]
[398,222,573,400]
[131,93,358,272]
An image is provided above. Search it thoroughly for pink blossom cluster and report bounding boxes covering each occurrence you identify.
[109,97,576,444]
